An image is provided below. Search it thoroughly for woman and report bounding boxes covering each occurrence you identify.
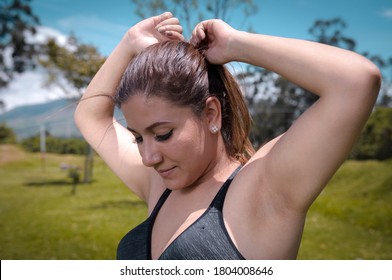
[74,12,381,259]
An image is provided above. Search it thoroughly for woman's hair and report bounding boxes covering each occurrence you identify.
[115,40,255,164]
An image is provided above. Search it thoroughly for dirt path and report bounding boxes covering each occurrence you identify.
[0,145,27,165]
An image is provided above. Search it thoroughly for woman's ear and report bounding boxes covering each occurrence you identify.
[204,96,222,133]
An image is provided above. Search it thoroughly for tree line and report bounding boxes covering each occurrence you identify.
[1,0,391,165]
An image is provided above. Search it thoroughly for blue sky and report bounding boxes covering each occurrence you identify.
[2,0,391,110]
[31,0,392,59]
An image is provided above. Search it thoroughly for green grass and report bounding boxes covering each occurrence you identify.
[298,160,392,259]
[0,145,391,259]
[0,145,147,259]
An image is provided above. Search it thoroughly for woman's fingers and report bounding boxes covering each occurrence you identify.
[151,11,173,27]
[156,24,183,34]
[165,31,185,41]
[156,23,184,41]
[190,22,207,47]
[153,13,182,34]
[157,21,184,41]
[152,12,184,41]
[155,17,180,29]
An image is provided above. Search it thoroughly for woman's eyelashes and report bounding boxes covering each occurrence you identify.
[133,130,173,144]
[134,136,143,144]
[154,129,173,142]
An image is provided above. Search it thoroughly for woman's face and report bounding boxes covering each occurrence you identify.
[121,95,218,190]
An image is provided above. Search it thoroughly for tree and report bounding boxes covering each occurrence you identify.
[0,100,6,115]
[133,0,258,36]
[39,36,106,97]
[236,67,297,146]
[40,36,106,183]
[308,17,356,50]
[0,124,16,144]
[0,0,40,89]
[351,107,392,160]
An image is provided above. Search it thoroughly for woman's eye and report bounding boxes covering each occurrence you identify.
[133,136,143,144]
[155,130,173,142]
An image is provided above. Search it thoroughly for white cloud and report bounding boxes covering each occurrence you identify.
[0,71,66,111]
[0,27,63,70]
[0,26,73,111]
[27,26,69,46]
[381,8,392,19]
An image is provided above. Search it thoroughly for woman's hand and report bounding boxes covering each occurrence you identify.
[190,19,238,64]
[126,12,184,56]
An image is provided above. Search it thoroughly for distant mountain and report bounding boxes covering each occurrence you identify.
[0,99,125,139]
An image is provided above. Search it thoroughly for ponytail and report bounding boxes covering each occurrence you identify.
[208,63,255,164]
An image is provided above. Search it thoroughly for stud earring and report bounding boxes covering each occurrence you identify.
[210,125,219,134]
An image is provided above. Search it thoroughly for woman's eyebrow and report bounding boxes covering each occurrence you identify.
[126,121,173,134]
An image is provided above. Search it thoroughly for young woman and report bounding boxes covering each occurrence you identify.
[74,12,381,260]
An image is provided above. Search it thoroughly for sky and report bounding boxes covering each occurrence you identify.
[1,0,392,110]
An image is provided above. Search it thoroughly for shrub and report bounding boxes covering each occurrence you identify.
[352,107,392,160]
[21,135,87,155]
[0,124,16,144]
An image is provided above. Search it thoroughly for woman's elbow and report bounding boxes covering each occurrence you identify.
[358,58,382,98]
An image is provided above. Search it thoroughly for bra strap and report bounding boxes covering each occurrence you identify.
[211,165,242,211]
[149,189,172,218]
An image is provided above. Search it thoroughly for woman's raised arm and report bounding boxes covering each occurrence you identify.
[74,12,183,200]
[192,20,381,212]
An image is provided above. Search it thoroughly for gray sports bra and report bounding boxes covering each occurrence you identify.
[117,166,244,260]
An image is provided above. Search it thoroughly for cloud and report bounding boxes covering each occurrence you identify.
[0,26,72,111]
[0,71,66,111]
[381,8,392,19]
[27,26,69,46]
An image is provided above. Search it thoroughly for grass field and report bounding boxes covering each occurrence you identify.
[0,144,391,259]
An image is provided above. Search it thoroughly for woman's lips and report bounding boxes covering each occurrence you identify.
[157,166,176,178]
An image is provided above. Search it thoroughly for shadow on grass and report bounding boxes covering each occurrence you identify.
[24,179,97,187]
[88,200,146,210]
[24,180,73,187]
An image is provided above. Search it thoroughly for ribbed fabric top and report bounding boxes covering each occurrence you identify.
[117,166,244,260]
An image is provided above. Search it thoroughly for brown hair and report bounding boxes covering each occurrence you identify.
[115,40,255,164]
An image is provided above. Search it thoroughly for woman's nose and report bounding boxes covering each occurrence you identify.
[141,141,163,167]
